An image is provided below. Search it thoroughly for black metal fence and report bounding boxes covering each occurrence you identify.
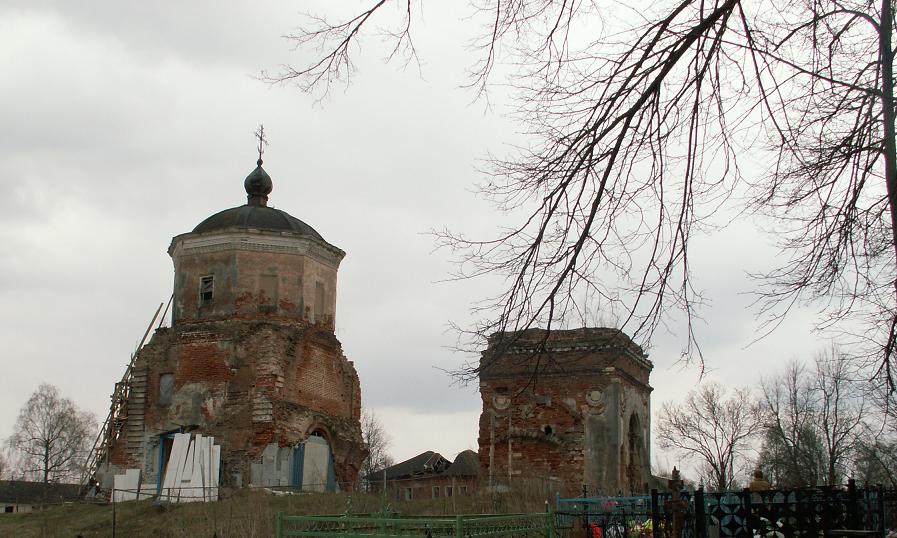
[882,487,897,532]
[556,482,896,537]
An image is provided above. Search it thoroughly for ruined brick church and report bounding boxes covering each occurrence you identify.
[96,157,366,492]
[478,327,653,496]
[89,149,654,499]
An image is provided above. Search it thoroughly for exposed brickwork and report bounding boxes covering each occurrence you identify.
[105,178,365,490]
[478,328,653,496]
[170,234,340,328]
[112,319,365,487]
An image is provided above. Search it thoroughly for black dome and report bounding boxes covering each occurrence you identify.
[244,159,273,200]
[192,204,324,240]
[188,156,324,240]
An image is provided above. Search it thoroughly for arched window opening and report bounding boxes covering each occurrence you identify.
[627,414,644,494]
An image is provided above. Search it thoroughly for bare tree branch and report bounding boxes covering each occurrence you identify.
[280,0,897,389]
[657,382,762,491]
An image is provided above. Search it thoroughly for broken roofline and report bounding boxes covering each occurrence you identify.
[365,450,479,482]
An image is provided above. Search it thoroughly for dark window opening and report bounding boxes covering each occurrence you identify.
[4,506,13,513]
[158,373,174,406]
[445,486,453,497]
[200,276,214,305]
[543,425,553,436]
[157,434,175,493]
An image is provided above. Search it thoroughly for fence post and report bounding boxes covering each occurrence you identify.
[847,478,859,529]
[111,486,116,538]
[547,502,556,538]
[742,489,753,536]
[275,511,284,538]
[651,489,660,538]
[456,514,463,538]
[695,487,706,538]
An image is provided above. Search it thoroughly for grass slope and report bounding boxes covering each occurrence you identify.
[0,488,552,537]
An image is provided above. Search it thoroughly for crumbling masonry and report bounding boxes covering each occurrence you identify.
[478,327,653,496]
[99,159,366,491]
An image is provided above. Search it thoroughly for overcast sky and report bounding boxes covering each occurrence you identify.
[1,1,827,474]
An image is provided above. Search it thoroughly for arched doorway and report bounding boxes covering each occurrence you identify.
[291,429,337,492]
[627,414,644,494]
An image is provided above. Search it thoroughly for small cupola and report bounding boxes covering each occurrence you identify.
[244,158,273,206]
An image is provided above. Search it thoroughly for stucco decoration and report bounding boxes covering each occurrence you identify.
[478,327,653,496]
[586,389,606,414]
[492,395,511,410]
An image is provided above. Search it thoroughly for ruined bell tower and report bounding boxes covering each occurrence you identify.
[101,154,366,492]
[477,327,653,496]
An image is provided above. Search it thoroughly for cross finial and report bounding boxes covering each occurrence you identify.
[254,124,268,165]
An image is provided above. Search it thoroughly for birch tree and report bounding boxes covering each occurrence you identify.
[7,384,97,484]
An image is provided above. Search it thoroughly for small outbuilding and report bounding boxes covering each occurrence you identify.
[0,481,81,514]
[366,450,480,501]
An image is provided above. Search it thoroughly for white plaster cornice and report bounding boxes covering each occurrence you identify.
[168,230,345,267]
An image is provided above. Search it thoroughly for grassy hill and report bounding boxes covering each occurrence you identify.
[0,488,551,537]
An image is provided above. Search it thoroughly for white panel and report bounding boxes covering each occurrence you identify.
[301,436,330,492]
[112,468,141,502]
[161,433,190,502]
[210,443,221,500]
[159,433,221,503]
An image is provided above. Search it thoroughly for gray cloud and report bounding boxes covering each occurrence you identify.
[0,1,836,463]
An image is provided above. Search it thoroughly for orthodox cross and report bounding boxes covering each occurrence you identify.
[255,124,268,163]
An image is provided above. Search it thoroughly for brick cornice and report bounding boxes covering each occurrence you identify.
[480,366,653,392]
[497,342,653,371]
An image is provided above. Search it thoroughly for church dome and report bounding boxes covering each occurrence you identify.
[191,158,324,240]
[192,205,324,239]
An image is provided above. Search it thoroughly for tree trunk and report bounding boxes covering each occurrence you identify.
[716,465,727,492]
[880,0,897,370]
[43,441,49,484]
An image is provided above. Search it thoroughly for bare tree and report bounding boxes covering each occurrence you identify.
[657,382,762,491]
[759,351,865,486]
[853,368,897,485]
[853,439,897,486]
[0,450,8,480]
[813,350,867,485]
[273,0,897,387]
[360,408,394,490]
[7,384,97,484]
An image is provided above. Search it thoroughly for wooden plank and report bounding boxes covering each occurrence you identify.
[161,433,190,502]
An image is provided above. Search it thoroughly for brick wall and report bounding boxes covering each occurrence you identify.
[116,319,365,487]
[171,235,339,328]
[478,328,653,496]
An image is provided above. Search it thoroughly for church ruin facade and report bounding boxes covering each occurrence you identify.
[477,327,653,496]
[94,157,366,493]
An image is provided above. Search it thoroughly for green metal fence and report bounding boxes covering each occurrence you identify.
[275,512,556,537]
